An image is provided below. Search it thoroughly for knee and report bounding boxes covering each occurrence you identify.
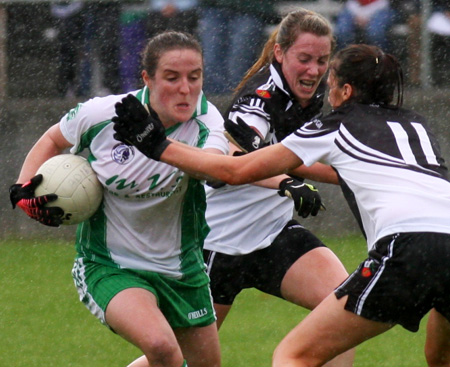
[425,346,450,367]
[141,336,181,366]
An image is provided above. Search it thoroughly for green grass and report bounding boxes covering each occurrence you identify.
[0,235,427,366]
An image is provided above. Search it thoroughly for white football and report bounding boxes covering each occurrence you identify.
[35,154,103,225]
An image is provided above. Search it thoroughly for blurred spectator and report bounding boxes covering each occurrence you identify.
[119,2,149,92]
[334,0,395,51]
[427,0,450,36]
[51,1,88,97]
[390,0,421,84]
[51,1,121,97]
[198,0,280,95]
[83,2,121,95]
[119,1,199,93]
[147,0,198,36]
[427,0,450,85]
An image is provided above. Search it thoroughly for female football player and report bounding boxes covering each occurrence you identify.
[112,43,450,366]
[10,31,229,367]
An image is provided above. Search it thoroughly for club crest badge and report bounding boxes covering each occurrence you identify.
[112,143,135,165]
[256,89,272,99]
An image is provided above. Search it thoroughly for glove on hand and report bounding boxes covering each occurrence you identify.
[224,117,268,153]
[278,178,322,218]
[112,94,171,161]
[9,174,64,227]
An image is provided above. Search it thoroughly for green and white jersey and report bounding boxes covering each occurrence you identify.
[59,87,228,278]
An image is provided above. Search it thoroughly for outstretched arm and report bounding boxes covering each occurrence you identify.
[161,140,303,185]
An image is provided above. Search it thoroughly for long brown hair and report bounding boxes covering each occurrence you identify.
[235,8,335,92]
[330,44,404,107]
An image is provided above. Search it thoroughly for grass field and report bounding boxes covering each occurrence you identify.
[0,235,427,367]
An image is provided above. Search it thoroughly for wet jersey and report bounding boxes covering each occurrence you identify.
[204,62,325,255]
[282,102,450,250]
[59,87,229,278]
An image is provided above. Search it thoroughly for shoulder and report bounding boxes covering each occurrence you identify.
[196,100,224,129]
[64,92,132,125]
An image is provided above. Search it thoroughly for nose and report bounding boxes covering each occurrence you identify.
[307,62,320,77]
[179,78,190,94]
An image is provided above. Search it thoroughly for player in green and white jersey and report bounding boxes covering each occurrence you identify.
[10,32,227,367]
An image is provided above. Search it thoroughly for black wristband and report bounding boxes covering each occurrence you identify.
[152,140,172,161]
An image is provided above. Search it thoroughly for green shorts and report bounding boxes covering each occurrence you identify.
[72,257,216,329]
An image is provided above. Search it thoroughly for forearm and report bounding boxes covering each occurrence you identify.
[289,162,339,185]
[161,142,302,185]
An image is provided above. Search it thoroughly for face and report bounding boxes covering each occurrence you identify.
[274,32,331,107]
[327,71,347,109]
[143,48,203,127]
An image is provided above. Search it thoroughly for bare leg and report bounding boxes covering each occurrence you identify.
[125,307,221,367]
[273,294,394,367]
[214,303,232,330]
[280,247,355,366]
[175,324,221,367]
[425,309,450,367]
[106,288,184,367]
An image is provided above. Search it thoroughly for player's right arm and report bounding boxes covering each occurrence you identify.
[16,123,72,184]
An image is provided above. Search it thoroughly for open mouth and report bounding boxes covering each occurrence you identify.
[299,80,316,91]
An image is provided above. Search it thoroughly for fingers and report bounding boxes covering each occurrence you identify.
[298,197,314,218]
[28,206,64,227]
[121,94,149,120]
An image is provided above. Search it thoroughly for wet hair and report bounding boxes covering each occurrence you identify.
[235,8,335,92]
[330,44,404,107]
[141,31,203,78]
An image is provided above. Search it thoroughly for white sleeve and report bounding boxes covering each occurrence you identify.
[199,102,229,154]
[59,94,124,153]
[281,126,337,166]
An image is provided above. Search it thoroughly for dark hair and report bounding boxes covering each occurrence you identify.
[141,31,203,78]
[235,8,335,92]
[330,44,404,107]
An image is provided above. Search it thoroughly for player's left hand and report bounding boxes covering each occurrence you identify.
[224,117,268,153]
[9,174,64,227]
[112,94,171,161]
[278,178,323,218]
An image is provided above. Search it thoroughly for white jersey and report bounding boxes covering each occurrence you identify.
[282,103,450,251]
[59,87,229,278]
[204,61,325,256]
[204,109,293,255]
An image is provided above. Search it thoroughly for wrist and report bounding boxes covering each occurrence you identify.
[151,139,172,161]
[278,177,293,191]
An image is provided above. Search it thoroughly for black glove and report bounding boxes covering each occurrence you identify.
[224,117,268,153]
[278,178,323,218]
[112,94,171,161]
[9,174,64,227]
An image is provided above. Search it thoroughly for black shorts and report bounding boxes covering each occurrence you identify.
[335,232,450,332]
[204,220,326,305]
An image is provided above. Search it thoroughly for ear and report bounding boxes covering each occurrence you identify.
[142,70,152,89]
[342,83,353,102]
[274,43,283,64]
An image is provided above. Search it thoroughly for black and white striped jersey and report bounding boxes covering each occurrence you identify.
[282,102,450,250]
[227,61,326,143]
